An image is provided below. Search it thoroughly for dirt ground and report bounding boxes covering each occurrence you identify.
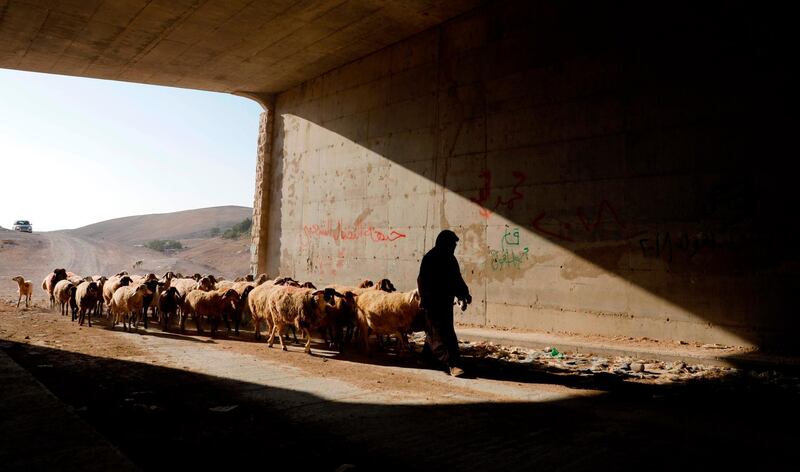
[1,301,797,470]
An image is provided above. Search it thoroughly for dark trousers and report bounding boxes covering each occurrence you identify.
[423,305,461,369]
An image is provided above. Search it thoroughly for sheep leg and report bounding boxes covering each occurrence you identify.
[16,294,21,308]
[360,321,371,355]
[266,324,276,348]
[223,313,231,334]
[397,332,409,357]
[277,325,288,351]
[285,326,299,344]
[253,318,261,340]
[194,313,204,334]
[141,307,148,330]
[303,328,312,354]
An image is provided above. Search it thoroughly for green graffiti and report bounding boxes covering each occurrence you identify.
[489,225,529,270]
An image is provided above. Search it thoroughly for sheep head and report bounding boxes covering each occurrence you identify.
[53,268,68,282]
[357,279,374,289]
[375,279,396,292]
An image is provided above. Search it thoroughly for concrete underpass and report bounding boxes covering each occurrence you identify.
[1,1,796,469]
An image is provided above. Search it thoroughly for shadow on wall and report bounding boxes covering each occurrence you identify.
[2,341,798,470]
[264,0,796,352]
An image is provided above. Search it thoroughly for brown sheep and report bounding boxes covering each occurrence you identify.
[183,288,239,335]
[11,276,33,308]
[74,281,99,326]
[91,276,108,316]
[320,290,359,352]
[42,268,68,309]
[158,286,181,331]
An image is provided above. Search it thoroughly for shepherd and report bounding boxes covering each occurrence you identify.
[417,230,472,377]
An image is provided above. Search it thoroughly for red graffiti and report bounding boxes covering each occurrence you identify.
[303,220,407,243]
[532,200,626,242]
[470,170,527,219]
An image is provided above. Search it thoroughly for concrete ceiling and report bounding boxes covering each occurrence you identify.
[0,0,480,99]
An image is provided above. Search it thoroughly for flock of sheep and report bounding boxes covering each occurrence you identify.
[11,269,423,355]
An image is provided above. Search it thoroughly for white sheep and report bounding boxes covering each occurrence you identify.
[102,274,133,313]
[110,283,152,331]
[355,289,421,355]
[53,279,75,317]
[247,280,282,341]
[265,286,342,354]
[11,276,33,308]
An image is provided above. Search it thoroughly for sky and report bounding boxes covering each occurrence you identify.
[0,68,263,231]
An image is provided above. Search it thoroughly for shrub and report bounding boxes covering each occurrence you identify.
[222,218,252,239]
[145,239,184,252]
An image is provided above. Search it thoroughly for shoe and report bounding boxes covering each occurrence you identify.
[449,366,465,377]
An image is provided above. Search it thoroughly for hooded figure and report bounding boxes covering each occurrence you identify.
[417,230,472,376]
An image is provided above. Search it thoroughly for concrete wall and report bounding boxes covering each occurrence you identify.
[258,1,795,351]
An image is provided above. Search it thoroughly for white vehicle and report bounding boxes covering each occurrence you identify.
[12,220,32,233]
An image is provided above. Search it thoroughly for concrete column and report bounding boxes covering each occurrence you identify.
[250,103,274,275]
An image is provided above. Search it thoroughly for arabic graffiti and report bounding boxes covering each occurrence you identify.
[489,225,529,271]
[531,200,626,242]
[470,170,527,219]
[639,231,717,263]
[303,220,407,244]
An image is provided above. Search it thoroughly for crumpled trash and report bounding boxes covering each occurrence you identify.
[549,347,564,358]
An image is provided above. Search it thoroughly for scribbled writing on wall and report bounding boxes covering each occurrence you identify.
[303,220,407,244]
[470,170,527,219]
[639,231,717,263]
[531,200,628,242]
[489,226,529,270]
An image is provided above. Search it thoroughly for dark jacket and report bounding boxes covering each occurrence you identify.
[417,245,470,311]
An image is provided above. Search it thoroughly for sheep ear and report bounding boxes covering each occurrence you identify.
[333,291,345,298]
[311,290,324,297]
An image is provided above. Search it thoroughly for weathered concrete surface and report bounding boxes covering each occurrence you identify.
[262,1,795,351]
[250,108,273,275]
[0,0,480,94]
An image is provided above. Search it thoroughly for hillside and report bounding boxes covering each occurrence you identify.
[1,206,254,298]
[69,206,252,245]
[179,237,251,278]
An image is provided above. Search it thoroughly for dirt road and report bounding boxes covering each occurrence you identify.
[0,303,795,470]
[0,230,222,298]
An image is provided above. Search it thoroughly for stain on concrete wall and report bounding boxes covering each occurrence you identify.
[260,1,796,350]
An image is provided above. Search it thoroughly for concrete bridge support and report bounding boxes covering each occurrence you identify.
[249,1,795,351]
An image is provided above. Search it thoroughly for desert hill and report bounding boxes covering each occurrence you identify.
[69,205,252,245]
[1,206,253,299]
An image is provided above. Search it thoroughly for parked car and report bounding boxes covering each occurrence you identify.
[12,220,32,233]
